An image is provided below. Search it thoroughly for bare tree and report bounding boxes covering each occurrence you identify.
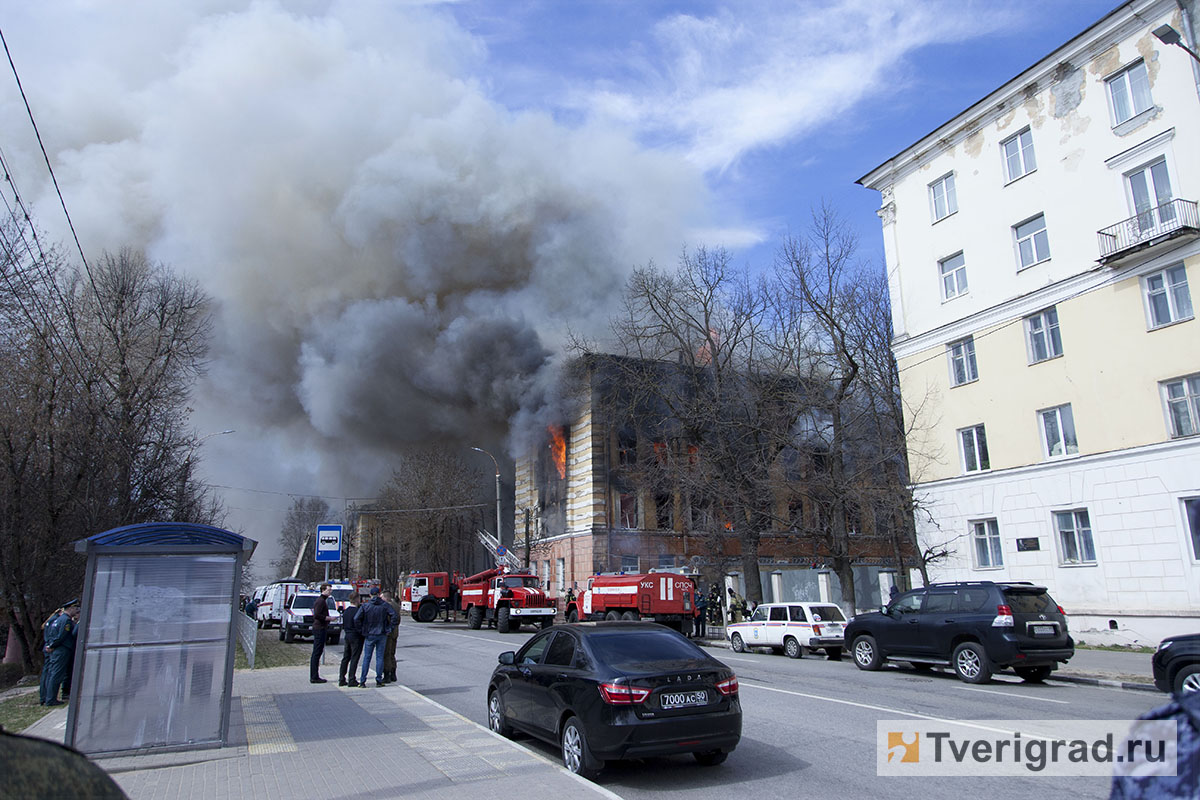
[274,497,332,582]
[0,240,219,670]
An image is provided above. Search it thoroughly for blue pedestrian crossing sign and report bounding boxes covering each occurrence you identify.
[315,524,342,563]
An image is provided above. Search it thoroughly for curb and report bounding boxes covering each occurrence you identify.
[695,636,1163,695]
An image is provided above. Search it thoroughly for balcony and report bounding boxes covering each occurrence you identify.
[1098,198,1200,265]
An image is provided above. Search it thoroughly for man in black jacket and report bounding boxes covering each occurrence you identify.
[357,588,398,687]
[338,594,364,686]
[310,583,332,684]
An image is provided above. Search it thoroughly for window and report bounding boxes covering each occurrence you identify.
[788,605,808,622]
[1039,404,1078,458]
[924,592,957,612]
[620,554,639,572]
[1025,307,1063,363]
[518,634,552,665]
[556,558,565,592]
[1144,265,1193,328]
[617,492,638,528]
[1162,373,1200,437]
[1002,128,1037,182]
[1055,509,1096,565]
[959,424,990,472]
[940,252,968,300]
[1184,498,1200,561]
[769,606,787,621]
[891,591,925,614]
[544,632,577,667]
[948,336,978,386]
[1014,214,1050,269]
[930,173,958,221]
[1127,159,1176,232]
[1107,60,1153,125]
[972,519,1003,568]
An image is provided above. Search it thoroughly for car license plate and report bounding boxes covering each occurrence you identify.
[660,690,707,709]
[1031,624,1056,636]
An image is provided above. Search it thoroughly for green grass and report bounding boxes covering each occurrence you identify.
[235,628,313,670]
[0,689,52,734]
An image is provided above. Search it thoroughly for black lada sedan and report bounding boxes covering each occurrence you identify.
[487,621,741,779]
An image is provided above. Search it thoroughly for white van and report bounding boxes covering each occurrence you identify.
[257,580,307,629]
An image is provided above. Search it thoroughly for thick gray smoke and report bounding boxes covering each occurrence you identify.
[0,1,709,508]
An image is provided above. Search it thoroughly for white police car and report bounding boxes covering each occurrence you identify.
[279,590,343,645]
[726,602,846,659]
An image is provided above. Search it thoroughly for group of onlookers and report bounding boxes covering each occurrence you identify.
[306,584,401,688]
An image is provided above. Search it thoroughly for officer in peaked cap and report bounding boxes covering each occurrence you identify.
[40,598,80,706]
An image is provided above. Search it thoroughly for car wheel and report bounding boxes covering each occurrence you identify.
[730,633,746,653]
[416,601,438,623]
[784,637,802,659]
[488,690,513,737]
[284,625,295,643]
[567,609,579,624]
[952,642,992,684]
[540,618,554,630]
[693,750,727,766]
[561,716,601,779]
[1174,664,1200,695]
[1014,665,1052,683]
[604,610,621,621]
[278,626,285,642]
[497,607,512,633]
[852,635,881,671]
[467,607,483,630]
[825,647,843,660]
[620,611,638,621]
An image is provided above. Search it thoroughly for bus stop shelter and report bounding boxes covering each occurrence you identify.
[66,523,257,756]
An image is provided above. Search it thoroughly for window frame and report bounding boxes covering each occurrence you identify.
[1161,372,1200,438]
[947,336,979,387]
[939,251,968,301]
[1013,213,1051,270]
[1001,127,1037,183]
[1054,508,1097,566]
[959,424,990,473]
[929,172,958,222]
[1142,264,1194,330]
[1182,497,1200,563]
[1038,403,1079,459]
[1024,306,1063,364]
[1106,59,1153,126]
[971,518,1003,570]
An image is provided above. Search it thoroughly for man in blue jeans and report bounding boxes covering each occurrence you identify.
[358,587,398,687]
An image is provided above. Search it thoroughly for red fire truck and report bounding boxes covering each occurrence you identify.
[458,567,556,633]
[400,571,463,622]
[563,571,698,632]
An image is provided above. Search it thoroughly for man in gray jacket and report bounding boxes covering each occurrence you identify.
[357,588,398,687]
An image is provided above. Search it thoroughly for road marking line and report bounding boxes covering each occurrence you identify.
[740,682,1059,739]
[721,656,759,663]
[957,686,1070,704]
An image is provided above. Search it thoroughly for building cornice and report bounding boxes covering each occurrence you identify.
[858,0,1177,193]
[909,433,1200,492]
[893,237,1200,359]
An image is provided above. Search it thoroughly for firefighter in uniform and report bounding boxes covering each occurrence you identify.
[40,599,79,706]
[382,590,402,684]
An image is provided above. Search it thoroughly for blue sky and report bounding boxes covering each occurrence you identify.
[0,0,1117,568]
[450,0,1113,265]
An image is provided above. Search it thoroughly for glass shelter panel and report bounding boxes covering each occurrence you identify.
[73,554,235,754]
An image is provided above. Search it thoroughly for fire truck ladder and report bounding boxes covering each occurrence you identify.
[476,529,523,570]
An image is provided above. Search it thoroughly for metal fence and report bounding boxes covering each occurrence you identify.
[236,609,257,669]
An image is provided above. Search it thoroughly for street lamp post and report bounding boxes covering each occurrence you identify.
[1154,24,1200,65]
[470,447,503,553]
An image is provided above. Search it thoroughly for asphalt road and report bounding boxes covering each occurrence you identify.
[319,621,1167,799]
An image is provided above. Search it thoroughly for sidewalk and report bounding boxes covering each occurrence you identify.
[695,628,1160,692]
[20,666,617,800]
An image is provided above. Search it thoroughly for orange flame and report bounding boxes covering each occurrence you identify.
[548,425,566,479]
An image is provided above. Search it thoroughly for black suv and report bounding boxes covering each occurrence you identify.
[1151,633,1200,695]
[844,581,1074,684]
